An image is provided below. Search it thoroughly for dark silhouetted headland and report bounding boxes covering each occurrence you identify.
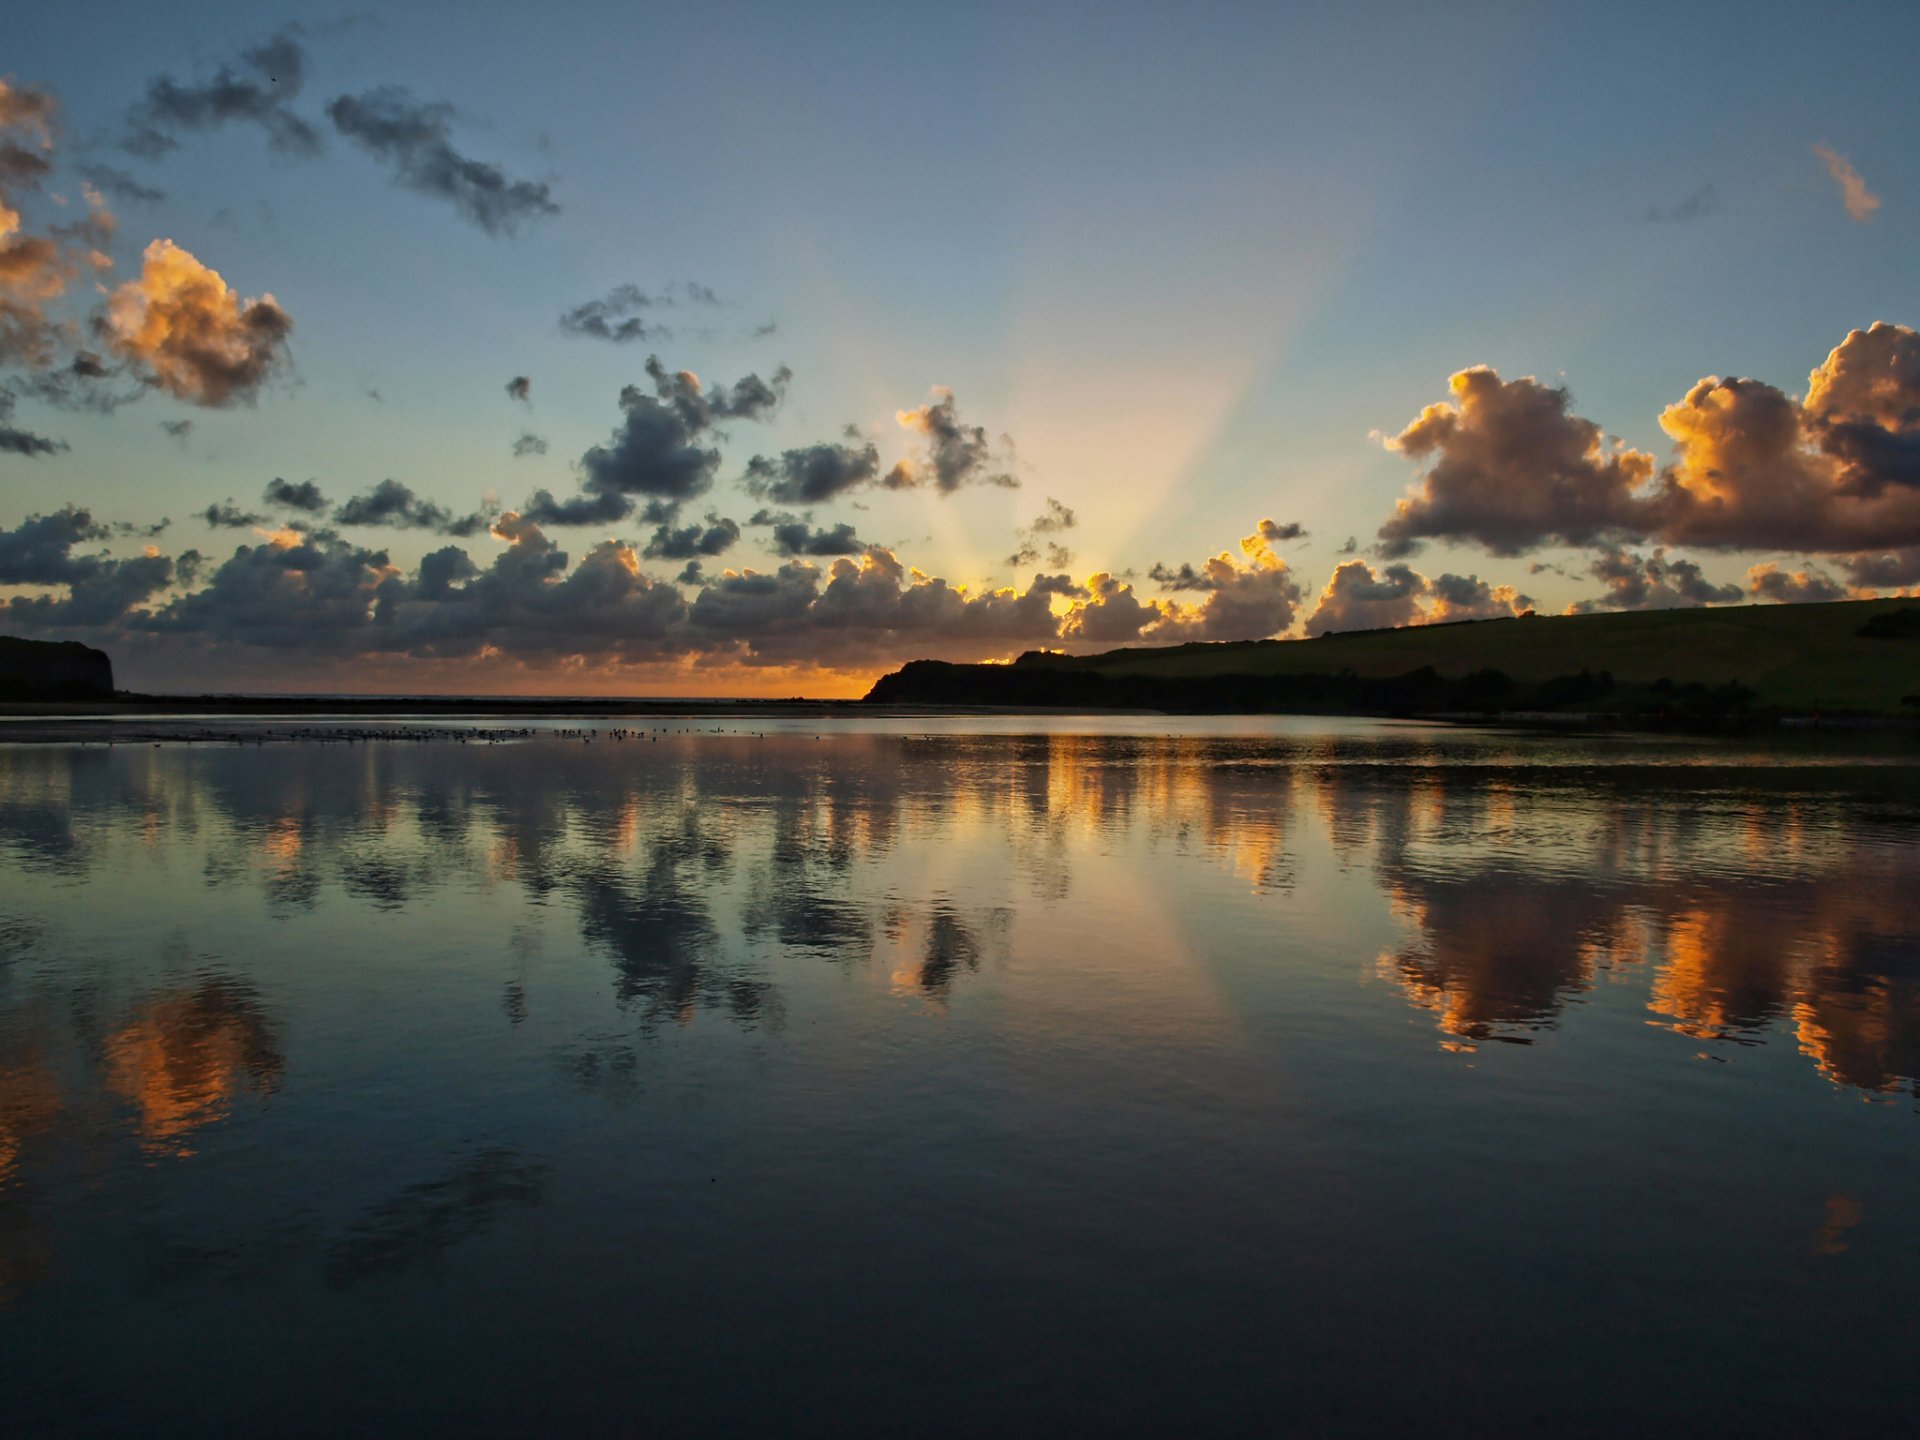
[866,598,1920,721]
[0,636,114,701]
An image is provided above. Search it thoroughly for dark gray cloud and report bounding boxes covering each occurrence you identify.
[2,496,1188,677]
[768,520,865,557]
[743,440,882,504]
[505,375,530,404]
[512,432,547,458]
[201,500,266,529]
[124,31,322,159]
[576,388,720,517]
[0,506,177,628]
[888,388,1017,492]
[1147,561,1213,590]
[643,355,789,427]
[558,283,720,343]
[1645,184,1717,223]
[641,515,740,561]
[534,360,789,526]
[1746,562,1846,604]
[0,390,65,456]
[1028,573,1088,598]
[1249,518,1306,544]
[1842,548,1920,590]
[519,488,632,528]
[326,87,558,235]
[334,479,491,536]
[264,477,329,513]
[1565,548,1740,614]
[79,164,165,205]
[1008,497,1077,567]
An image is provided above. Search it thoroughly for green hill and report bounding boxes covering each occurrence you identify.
[865,599,1920,718]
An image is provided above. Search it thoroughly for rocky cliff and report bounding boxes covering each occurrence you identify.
[0,637,115,700]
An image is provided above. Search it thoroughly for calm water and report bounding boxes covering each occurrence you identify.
[3,717,1919,1436]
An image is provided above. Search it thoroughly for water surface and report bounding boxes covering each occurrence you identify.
[3,717,1918,1436]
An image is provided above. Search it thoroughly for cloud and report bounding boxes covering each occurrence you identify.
[1651,325,1920,550]
[1747,562,1846,604]
[887,388,1017,492]
[264,477,328,513]
[1813,143,1880,223]
[0,80,54,196]
[1645,184,1717,224]
[643,354,789,426]
[102,239,292,406]
[535,360,788,525]
[576,387,720,517]
[200,500,266,528]
[1426,572,1533,621]
[1008,497,1077,567]
[1801,320,1920,498]
[1058,572,1164,643]
[505,375,530,404]
[334,479,491,536]
[557,283,719,343]
[1377,367,1657,556]
[124,30,322,159]
[519,488,633,528]
[559,284,662,343]
[1373,325,1920,571]
[1151,515,1304,588]
[511,432,547,458]
[79,164,164,206]
[0,505,177,627]
[1841,548,1920,590]
[1307,560,1430,634]
[689,547,1059,665]
[1249,517,1307,544]
[0,81,90,371]
[326,87,558,235]
[1565,547,1740,613]
[1028,573,1086,599]
[767,519,866,557]
[641,515,740,561]
[0,78,55,146]
[0,388,63,455]
[744,441,882,505]
[1058,521,1309,645]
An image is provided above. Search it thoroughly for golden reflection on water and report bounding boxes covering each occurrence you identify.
[103,979,283,1156]
[0,732,1917,1141]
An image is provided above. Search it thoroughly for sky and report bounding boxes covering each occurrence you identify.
[2,0,1918,695]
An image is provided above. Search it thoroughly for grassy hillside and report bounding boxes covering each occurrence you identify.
[867,599,1920,717]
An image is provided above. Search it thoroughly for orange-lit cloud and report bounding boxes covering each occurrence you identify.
[1813,143,1880,223]
[103,238,292,406]
[1379,325,1920,581]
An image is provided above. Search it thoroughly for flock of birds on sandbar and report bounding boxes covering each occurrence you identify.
[100,724,832,748]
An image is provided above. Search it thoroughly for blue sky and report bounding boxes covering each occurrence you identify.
[2,1,1916,691]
